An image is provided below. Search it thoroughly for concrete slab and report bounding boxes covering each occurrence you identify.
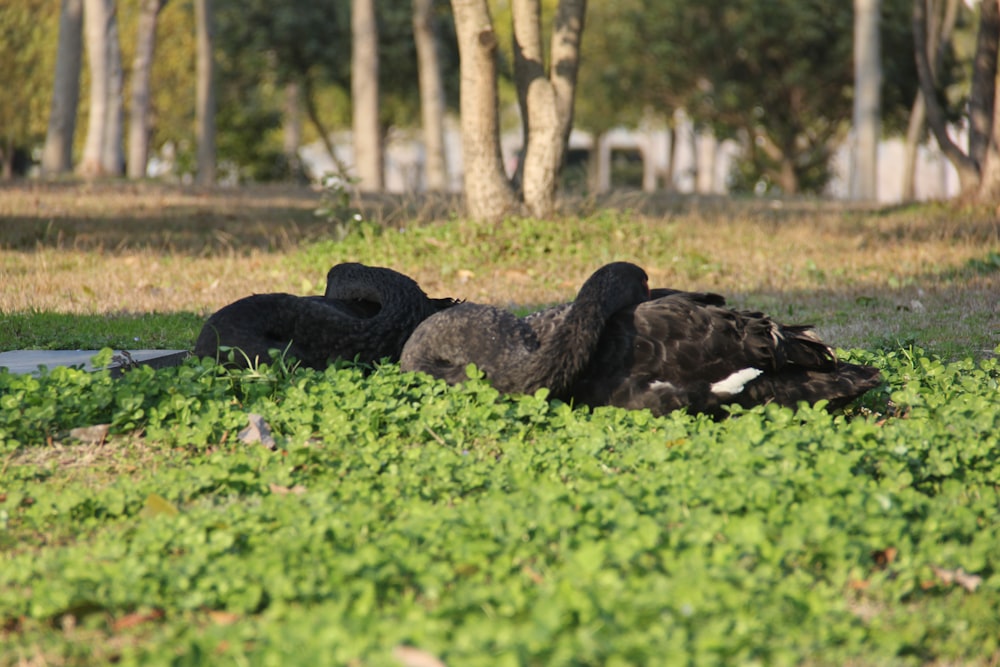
[0,349,189,376]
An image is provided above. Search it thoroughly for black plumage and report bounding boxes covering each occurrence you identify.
[567,292,883,418]
[399,262,652,397]
[193,262,457,369]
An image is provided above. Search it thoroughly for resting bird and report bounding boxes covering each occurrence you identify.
[194,262,457,369]
[399,262,652,398]
[566,291,883,418]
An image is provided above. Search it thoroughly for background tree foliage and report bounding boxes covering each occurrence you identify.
[1,0,56,176]
[133,0,197,173]
[210,0,458,180]
[3,0,982,194]
[575,0,655,137]
[586,0,923,195]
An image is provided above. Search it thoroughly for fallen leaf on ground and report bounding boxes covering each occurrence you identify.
[393,646,447,667]
[68,424,110,444]
[112,609,164,631]
[140,493,180,518]
[932,566,982,592]
[871,546,898,569]
[208,610,240,626]
[269,483,306,495]
[522,565,544,584]
[238,413,277,450]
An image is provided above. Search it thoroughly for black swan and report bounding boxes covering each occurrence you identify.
[399,262,652,397]
[567,291,883,418]
[194,262,457,369]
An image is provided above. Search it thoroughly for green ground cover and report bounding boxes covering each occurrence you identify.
[0,346,998,666]
[1,185,999,665]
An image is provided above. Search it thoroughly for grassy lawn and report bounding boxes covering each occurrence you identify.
[1,182,998,358]
[1,183,999,666]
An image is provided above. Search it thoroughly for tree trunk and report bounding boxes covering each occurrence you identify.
[902,0,959,201]
[78,0,124,177]
[103,3,124,174]
[777,156,799,195]
[352,0,383,191]
[978,0,1000,200]
[195,0,216,185]
[512,0,587,218]
[1,138,14,180]
[300,73,351,175]
[914,0,982,192]
[901,93,928,201]
[586,130,603,193]
[662,124,676,192]
[127,0,167,179]
[41,0,83,176]
[283,80,304,180]
[78,0,108,177]
[970,0,999,168]
[450,0,518,220]
[413,0,449,191]
[696,132,717,194]
[753,129,800,194]
[851,0,881,201]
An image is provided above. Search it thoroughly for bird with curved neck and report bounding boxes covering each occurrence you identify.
[194,262,457,369]
[567,291,883,418]
[399,262,651,398]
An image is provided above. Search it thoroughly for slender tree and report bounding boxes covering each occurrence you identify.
[195,0,216,185]
[127,0,168,179]
[282,81,304,179]
[413,0,449,191]
[450,0,587,219]
[901,0,959,201]
[969,0,999,169]
[1,0,51,177]
[914,0,1000,198]
[978,0,1000,199]
[352,0,383,190]
[512,0,587,217]
[573,0,652,193]
[78,0,125,177]
[450,0,519,220]
[41,0,84,175]
[616,1,917,195]
[852,0,881,201]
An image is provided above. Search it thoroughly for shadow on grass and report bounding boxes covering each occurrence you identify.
[5,182,998,255]
[487,273,999,363]
[0,311,205,352]
[0,182,463,255]
[2,278,995,361]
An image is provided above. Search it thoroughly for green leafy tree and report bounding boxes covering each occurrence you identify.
[135,0,197,174]
[353,0,382,190]
[0,0,53,177]
[78,0,126,178]
[574,0,684,191]
[127,0,168,179]
[41,0,83,175]
[605,0,919,195]
[917,0,1000,201]
[194,0,216,184]
[209,0,457,181]
[575,9,642,131]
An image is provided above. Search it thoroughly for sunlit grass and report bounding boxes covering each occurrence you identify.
[1,183,997,358]
[2,184,1000,666]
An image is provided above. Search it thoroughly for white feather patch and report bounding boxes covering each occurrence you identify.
[648,380,677,392]
[710,368,764,396]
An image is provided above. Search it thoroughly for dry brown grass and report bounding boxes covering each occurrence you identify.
[1,182,998,356]
[0,182,457,314]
